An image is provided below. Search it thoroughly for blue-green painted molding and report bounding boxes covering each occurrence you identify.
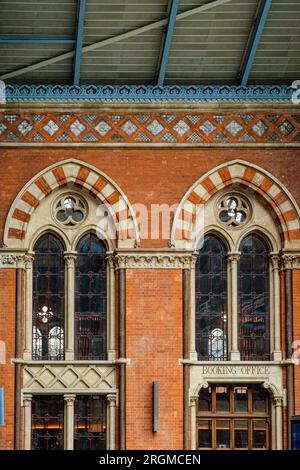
[4,84,293,102]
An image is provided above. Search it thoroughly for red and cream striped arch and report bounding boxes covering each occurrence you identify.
[4,159,140,248]
[171,160,300,249]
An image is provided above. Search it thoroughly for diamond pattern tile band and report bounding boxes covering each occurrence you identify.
[1,112,300,145]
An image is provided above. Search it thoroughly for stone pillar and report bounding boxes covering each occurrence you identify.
[24,253,34,360]
[189,255,198,360]
[190,396,197,450]
[64,394,76,450]
[228,252,241,361]
[64,252,77,361]
[274,396,283,450]
[107,254,116,361]
[107,394,117,450]
[270,254,282,360]
[23,394,32,450]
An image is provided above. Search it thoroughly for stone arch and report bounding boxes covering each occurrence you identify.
[4,159,140,248]
[171,159,300,250]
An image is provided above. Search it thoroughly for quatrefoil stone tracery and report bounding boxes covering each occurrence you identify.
[54,195,87,227]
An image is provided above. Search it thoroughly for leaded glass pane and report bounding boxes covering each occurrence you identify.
[75,234,107,360]
[31,396,64,450]
[238,235,270,360]
[74,396,106,450]
[196,235,228,361]
[32,233,65,360]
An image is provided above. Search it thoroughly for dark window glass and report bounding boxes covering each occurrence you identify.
[216,420,230,449]
[32,234,65,360]
[234,387,248,413]
[238,235,270,360]
[198,420,212,449]
[252,420,268,449]
[196,235,227,361]
[234,420,248,449]
[74,396,106,450]
[75,234,107,360]
[252,387,268,413]
[216,386,230,412]
[198,387,212,412]
[31,395,64,450]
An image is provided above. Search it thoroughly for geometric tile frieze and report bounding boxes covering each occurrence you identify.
[1,112,300,145]
[23,364,116,391]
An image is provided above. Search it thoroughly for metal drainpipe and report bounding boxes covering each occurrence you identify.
[284,267,294,449]
[118,268,126,450]
[183,269,189,450]
[14,268,23,450]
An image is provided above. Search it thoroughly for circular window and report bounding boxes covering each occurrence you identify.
[217,194,250,228]
[54,195,87,227]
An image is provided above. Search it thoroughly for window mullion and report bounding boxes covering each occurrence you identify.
[64,251,77,361]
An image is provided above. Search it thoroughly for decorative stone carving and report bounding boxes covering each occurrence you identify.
[23,364,116,392]
[0,253,26,268]
[281,253,300,270]
[114,252,198,269]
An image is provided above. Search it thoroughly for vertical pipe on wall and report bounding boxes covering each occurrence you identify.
[14,268,22,450]
[118,268,126,450]
[183,269,189,450]
[284,268,294,449]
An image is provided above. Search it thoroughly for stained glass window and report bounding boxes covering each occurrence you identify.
[32,233,65,360]
[196,235,228,361]
[74,396,106,450]
[75,234,107,360]
[31,395,64,450]
[238,234,270,360]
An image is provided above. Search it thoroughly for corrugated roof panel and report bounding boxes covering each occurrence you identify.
[166,0,257,84]
[249,0,300,84]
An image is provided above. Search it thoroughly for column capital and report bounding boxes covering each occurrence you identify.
[64,394,76,405]
[25,252,35,268]
[273,396,284,407]
[270,252,280,269]
[107,394,117,406]
[63,251,77,265]
[227,252,241,262]
[280,252,300,270]
[23,394,33,406]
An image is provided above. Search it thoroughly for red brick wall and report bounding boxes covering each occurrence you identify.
[125,269,183,449]
[0,269,16,450]
[1,148,300,246]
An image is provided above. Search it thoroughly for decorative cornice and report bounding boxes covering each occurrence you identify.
[4,85,293,102]
[114,252,198,269]
[281,253,300,270]
[0,253,26,268]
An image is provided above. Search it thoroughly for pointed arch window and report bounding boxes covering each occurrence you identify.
[238,234,270,360]
[75,233,107,360]
[32,233,65,360]
[196,235,228,361]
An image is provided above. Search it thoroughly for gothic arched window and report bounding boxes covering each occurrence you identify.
[75,233,107,360]
[238,234,270,360]
[196,235,228,361]
[32,233,65,360]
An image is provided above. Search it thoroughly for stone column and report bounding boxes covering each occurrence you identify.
[23,394,32,450]
[64,252,77,361]
[190,396,198,450]
[270,254,282,360]
[189,255,198,360]
[274,396,283,450]
[24,253,34,360]
[107,254,116,361]
[64,394,76,450]
[107,394,117,450]
[228,252,241,361]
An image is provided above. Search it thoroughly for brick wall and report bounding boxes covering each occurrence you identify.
[0,269,16,450]
[125,269,183,449]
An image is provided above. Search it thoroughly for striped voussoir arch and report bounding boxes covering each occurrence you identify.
[173,160,300,247]
[6,160,138,245]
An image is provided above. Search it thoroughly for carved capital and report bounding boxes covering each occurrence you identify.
[0,253,26,268]
[227,252,241,263]
[281,253,300,270]
[23,394,33,407]
[64,394,76,406]
[24,252,35,269]
[63,251,77,267]
[107,394,117,406]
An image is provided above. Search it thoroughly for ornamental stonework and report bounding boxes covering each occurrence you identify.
[1,112,300,145]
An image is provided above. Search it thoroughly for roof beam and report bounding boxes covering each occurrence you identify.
[0,0,232,81]
[157,0,180,87]
[73,0,86,86]
[239,0,273,86]
[0,35,75,44]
